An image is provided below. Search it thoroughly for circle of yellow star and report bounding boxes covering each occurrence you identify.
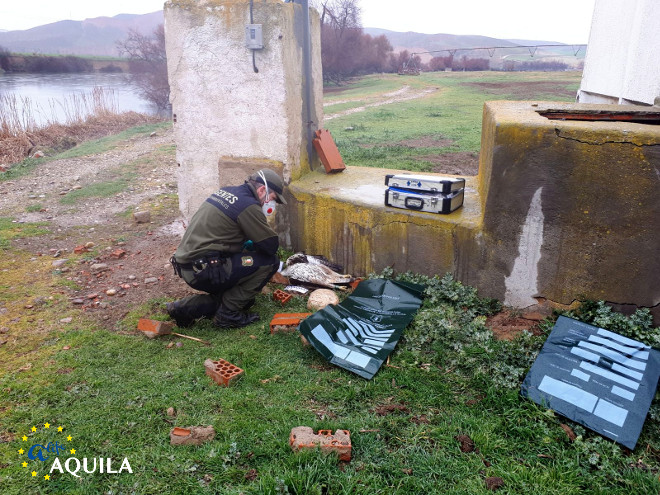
[22,435,27,441]
[70,449,76,454]
[57,426,63,432]
[31,426,36,432]
[31,471,36,477]
[44,423,50,429]
[18,448,24,454]
[67,435,72,441]
[22,461,27,467]
[44,474,50,480]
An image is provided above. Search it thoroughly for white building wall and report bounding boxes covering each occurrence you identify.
[577,0,660,106]
[165,0,323,218]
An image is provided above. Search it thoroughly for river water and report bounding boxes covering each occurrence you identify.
[0,72,157,127]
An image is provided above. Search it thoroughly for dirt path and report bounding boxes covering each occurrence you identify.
[0,126,190,330]
[324,85,438,120]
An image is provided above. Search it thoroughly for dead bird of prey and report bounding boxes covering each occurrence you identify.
[283,252,344,272]
[280,252,353,289]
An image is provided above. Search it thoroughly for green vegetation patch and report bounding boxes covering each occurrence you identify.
[59,174,136,205]
[24,203,44,213]
[0,217,50,249]
[55,122,171,161]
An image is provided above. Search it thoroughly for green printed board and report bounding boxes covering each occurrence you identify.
[299,279,424,379]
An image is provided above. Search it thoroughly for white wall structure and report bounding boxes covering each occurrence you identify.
[577,0,660,106]
[164,0,323,219]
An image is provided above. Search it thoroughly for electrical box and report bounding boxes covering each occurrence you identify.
[245,24,263,50]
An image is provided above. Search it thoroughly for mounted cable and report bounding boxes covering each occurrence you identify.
[247,0,261,73]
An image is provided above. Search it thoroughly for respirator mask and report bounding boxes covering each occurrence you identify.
[259,170,277,217]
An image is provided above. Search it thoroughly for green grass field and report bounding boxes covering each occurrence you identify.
[323,71,581,171]
[1,73,659,494]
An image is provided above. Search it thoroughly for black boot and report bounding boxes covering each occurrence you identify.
[166,295,221,328]
[166,300,196,328]
[213,304,260,328]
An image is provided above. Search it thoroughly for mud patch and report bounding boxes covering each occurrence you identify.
[485,477,505,491]
[466,81,576,99]
[455,434,475,453]
[410,414,430,424]
[373,403,410,416]
[361,136,454,149]
[419,151,479,176]
[486,310,545,341]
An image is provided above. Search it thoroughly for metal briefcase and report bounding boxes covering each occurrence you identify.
[385,174,465,194]
[385,187,464,214]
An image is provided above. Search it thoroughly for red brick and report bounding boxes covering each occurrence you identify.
[289,426,351,462]
[269,313,312,334]
[204,358,244,387]
[272,289,293,305]
[312,129,346,174]
[137,319,174,338]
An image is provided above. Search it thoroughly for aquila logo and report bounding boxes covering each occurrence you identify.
[15,421,132,482]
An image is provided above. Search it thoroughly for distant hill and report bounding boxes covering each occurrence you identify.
[0,13,582,66]
[0,12,163,56]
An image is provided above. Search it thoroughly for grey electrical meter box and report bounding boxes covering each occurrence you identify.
[245,24,263,49]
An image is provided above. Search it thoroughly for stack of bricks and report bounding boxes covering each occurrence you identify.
[289,426,351,461]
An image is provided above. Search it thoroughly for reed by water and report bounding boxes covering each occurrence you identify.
[0,86,160,166]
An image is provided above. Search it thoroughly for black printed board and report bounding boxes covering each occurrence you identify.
[521,316,660,449]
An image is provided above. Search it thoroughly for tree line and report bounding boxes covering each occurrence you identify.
[0,49,94,73]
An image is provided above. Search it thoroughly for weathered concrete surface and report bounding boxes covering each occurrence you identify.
[473,101,659,311]
[164,0,323,218]
[285,167,481,278]
[286,101,660,318]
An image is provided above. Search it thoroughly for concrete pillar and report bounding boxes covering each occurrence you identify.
[164,0,323,219]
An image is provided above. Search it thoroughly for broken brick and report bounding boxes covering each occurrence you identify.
[204,358,244,387]
[169,425,215,446]
[272,289,293,305]
[269,313,312,334]
[110,249,127,259]
[289,426,351,462]
[138,319,174,339]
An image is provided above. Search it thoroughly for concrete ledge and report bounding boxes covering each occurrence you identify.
[285,167,481,277]
[284,101,659,322]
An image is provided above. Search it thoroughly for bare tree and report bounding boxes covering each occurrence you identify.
[117,25,170,111]
[315,0,393,82]
[318,0,361,32]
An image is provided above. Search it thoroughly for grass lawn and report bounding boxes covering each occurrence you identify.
[323,71,581,171]
[1,270,658,494]
[1,73,659,494]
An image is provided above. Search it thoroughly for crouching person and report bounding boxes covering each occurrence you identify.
[168,169,286,328]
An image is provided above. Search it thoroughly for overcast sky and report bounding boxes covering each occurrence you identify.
[0,0,596,44]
